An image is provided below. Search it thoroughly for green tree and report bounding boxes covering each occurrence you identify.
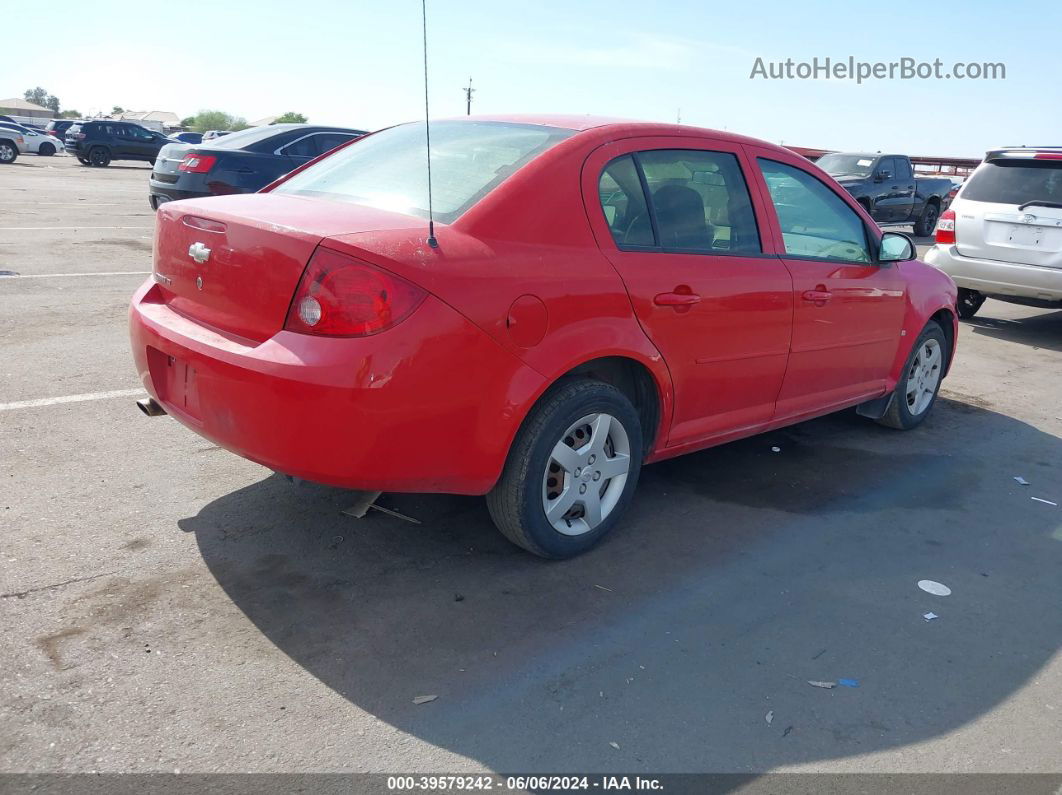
[189,110,248,133]
[23,87,50,107]
[46,95,60,114]
[59,110,81,119]
[180,116,195,128]
[112,105,125,115]
[274,112,308,124]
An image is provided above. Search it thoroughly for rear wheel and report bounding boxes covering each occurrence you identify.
[487,379,643,559]
[38,143,55,156]
[88,147,111,167]
[956,288,985,319]
[0,142,16,164]
[878,321,947,430]
[914,201,940,237]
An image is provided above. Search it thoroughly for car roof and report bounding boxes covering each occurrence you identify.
[436,114,797,156]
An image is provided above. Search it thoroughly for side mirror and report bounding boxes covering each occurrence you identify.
[879,231,915,262]
[874,170,891,182]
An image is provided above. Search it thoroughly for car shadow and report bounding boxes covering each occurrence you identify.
[178,397,1062,774]
[964,306,1062,353]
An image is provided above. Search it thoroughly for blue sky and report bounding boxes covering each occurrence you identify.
[8,0,1057,156]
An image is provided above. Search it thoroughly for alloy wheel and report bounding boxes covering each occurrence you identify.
[905,338,942,415]
[542,413,631,536]
[0,144,14,162]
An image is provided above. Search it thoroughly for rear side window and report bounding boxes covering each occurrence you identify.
[894,158,912,181]
[758,159,871,263]
[599,156,654,247]
[638,149,761,253]
[283,135,319,157]
[316,133,357,153]
[961,160,1062,205]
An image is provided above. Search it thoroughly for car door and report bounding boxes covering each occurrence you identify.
[872,157,901,222]
[582,138,793,447]
[748,151,907,419]
[892,157,916,221]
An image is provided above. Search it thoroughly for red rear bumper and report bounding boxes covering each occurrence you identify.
[129,280,545,494]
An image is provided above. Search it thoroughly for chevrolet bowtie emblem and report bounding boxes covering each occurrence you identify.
[188,242,211,264]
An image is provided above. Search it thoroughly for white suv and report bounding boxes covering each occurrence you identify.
[925,147,1062,318]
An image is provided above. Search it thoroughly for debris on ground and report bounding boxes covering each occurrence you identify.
[811,648,827,660]
[1014,476,1030,486]
[454,593,464,602]
[609,742,620,750]
[368,503,422,524]
[783,726,793,737]
[918,579,952,596]
[412,695,438,705]
[1030,497,1058,506]
[807,680,836,689]
[341,491,383,519]
[593,584,613,592]
[837,679,860,688]
[924,612,939,621]
[765,710,774,725]
[771,446,781,453]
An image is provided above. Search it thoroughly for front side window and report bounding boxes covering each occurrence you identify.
[275,121,574,223]
[758,159,871,263]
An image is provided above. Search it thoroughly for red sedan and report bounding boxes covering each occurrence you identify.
[130,116,958,558]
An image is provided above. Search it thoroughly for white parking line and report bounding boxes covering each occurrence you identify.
[0,271,152,279]
[0,226,154,231]
[0,389,145,412]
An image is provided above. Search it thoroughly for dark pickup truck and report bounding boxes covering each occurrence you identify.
[816,153,953,236]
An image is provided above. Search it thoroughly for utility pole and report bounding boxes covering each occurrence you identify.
[676,108,681,124]
[463,77,475,116]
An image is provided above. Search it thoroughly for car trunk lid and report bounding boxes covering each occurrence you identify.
[955,198,1062,268]
[153,142,192,183]
[152,193,426,342]
[954,156,1062,268]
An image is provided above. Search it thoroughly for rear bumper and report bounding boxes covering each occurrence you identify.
[924,244,1062,302]
[128,280,545,494]
[148,183,208,208]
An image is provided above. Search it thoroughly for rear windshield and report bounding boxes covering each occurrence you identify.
[273,121,575,223]
[961,159,1062,205]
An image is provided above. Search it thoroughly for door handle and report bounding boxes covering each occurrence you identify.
[654,291,701,307]
[802,288,832,303]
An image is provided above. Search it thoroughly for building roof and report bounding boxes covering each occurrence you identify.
[0,98,51,112]
[119,110,181,124]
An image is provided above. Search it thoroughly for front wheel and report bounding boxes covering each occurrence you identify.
[38,143,55,156]
[877,321,947,430]
[956,288,985,319]
[0,142,17,164]
[487,379,643,559]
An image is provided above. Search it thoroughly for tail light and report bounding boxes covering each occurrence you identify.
[935,209,956,245]
[178,153,217,173]
[284,248,427,337]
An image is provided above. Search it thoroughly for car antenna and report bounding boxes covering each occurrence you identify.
[421,0,439,249]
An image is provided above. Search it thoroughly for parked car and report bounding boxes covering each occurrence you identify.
[925,146,1062,318]
[130,116,958,558]
[45,119,80,139]
[0,122,62,155]
[64,120,172,167]
[0,126,25,163]
[148,123,366,209]
[202,130,232,141]
[816,153,955,236]
[169,132,203,145]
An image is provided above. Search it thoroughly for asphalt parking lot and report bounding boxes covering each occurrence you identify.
[2,156,1060,776]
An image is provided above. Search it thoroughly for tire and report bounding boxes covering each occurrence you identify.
[877,320,948,430]
[88,147,111,167]
[914,201,940,237]
[956,288,985,320]
[0,141,17,164]
[38,143,55,156]
[487,379,644,559]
